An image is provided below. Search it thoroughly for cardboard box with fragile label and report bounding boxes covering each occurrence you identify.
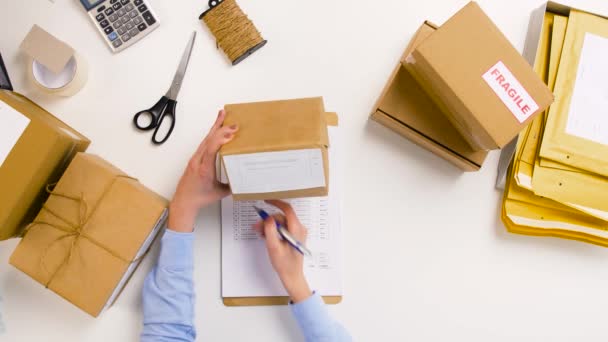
[371,22,488,171]
[220,97,330,200]
[404,1,554,151]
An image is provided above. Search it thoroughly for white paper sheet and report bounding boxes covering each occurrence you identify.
[0,100,30,168]
[221,127,342,298]
[566,33,608,146]
[223,148,326,194]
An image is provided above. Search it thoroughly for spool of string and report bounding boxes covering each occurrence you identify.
[199,0,267,65]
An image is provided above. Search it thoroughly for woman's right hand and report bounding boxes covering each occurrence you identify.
[253,200,313,303]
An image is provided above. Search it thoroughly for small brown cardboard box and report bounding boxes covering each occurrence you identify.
[221,97,329,200]
[371,22,488,171]
[9,153,168,317]
[405,2,554,150]
[0,90,90,240]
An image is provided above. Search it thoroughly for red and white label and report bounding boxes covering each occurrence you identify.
[482,61,539,123]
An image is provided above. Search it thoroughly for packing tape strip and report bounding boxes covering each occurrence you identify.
[26,52,88,97]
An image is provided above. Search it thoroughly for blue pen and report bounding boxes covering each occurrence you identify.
[253,206,313,257]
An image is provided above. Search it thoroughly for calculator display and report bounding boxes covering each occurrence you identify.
[80,0,105,11]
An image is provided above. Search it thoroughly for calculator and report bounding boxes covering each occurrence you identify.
[79,0,160,53]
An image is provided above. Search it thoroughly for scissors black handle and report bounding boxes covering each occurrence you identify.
[133,96,177,145]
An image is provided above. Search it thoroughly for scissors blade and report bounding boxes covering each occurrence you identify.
[166,31,197,100]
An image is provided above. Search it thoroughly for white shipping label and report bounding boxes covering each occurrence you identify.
[223,148,326,194]
[565,33,608,146]
[0,100,30,168]
[482,61,539,123]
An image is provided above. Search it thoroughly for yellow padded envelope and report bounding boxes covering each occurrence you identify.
[540,10,608,177]
[532,11,608,218]
[503,160,608,247]
[513,13,555,190]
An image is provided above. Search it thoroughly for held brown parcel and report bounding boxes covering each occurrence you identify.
[404,2,554,151]
[10,153,168,317]
[220,97,330,200]
[0,90,89,240]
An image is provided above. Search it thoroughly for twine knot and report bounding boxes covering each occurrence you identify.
[22,176,141,288]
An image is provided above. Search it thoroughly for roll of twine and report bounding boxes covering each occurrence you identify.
[201,0,266,65]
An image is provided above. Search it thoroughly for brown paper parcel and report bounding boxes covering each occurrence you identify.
[221,97,330,200]
[9,153,167,317]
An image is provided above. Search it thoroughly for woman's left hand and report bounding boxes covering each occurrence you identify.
[168,109,238,232]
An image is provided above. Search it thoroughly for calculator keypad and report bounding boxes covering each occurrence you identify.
[92,0,157,52]
[142,11,155,25]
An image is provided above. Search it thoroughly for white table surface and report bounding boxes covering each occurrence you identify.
[2,0,608,341]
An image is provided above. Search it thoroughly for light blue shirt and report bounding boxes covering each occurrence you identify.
[141,230,351,342]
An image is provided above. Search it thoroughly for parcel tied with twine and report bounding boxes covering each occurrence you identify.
[9,153,168,317]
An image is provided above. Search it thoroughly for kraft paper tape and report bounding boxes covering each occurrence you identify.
[27,52,88,97]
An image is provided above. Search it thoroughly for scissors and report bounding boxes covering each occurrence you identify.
[133,31,197,145]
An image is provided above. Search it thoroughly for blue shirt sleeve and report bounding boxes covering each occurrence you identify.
[141,229,196,342]
[290,292,352,342]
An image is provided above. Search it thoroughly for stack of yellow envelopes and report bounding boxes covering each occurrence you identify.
[503,10,608,246]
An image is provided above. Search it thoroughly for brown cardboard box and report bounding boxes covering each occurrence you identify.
[221,97,330,200]
[9,153,168,317]
[0,90,90,240]
[371,22,488,171]
[404,2,554,150]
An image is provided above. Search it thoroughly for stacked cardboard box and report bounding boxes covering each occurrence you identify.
[1,90,168,316]
[372,2,553,171]
[502,4,608,246]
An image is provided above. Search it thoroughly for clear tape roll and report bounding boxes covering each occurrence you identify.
[27,52,88,97]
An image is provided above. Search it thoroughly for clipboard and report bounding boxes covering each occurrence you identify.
[224,296,342,306]
[222,112,343,306]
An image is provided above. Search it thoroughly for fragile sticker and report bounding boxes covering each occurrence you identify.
[482,61,539,123]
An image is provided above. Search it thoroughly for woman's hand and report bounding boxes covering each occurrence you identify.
[168,110,238,232]
[253,200,313,303]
